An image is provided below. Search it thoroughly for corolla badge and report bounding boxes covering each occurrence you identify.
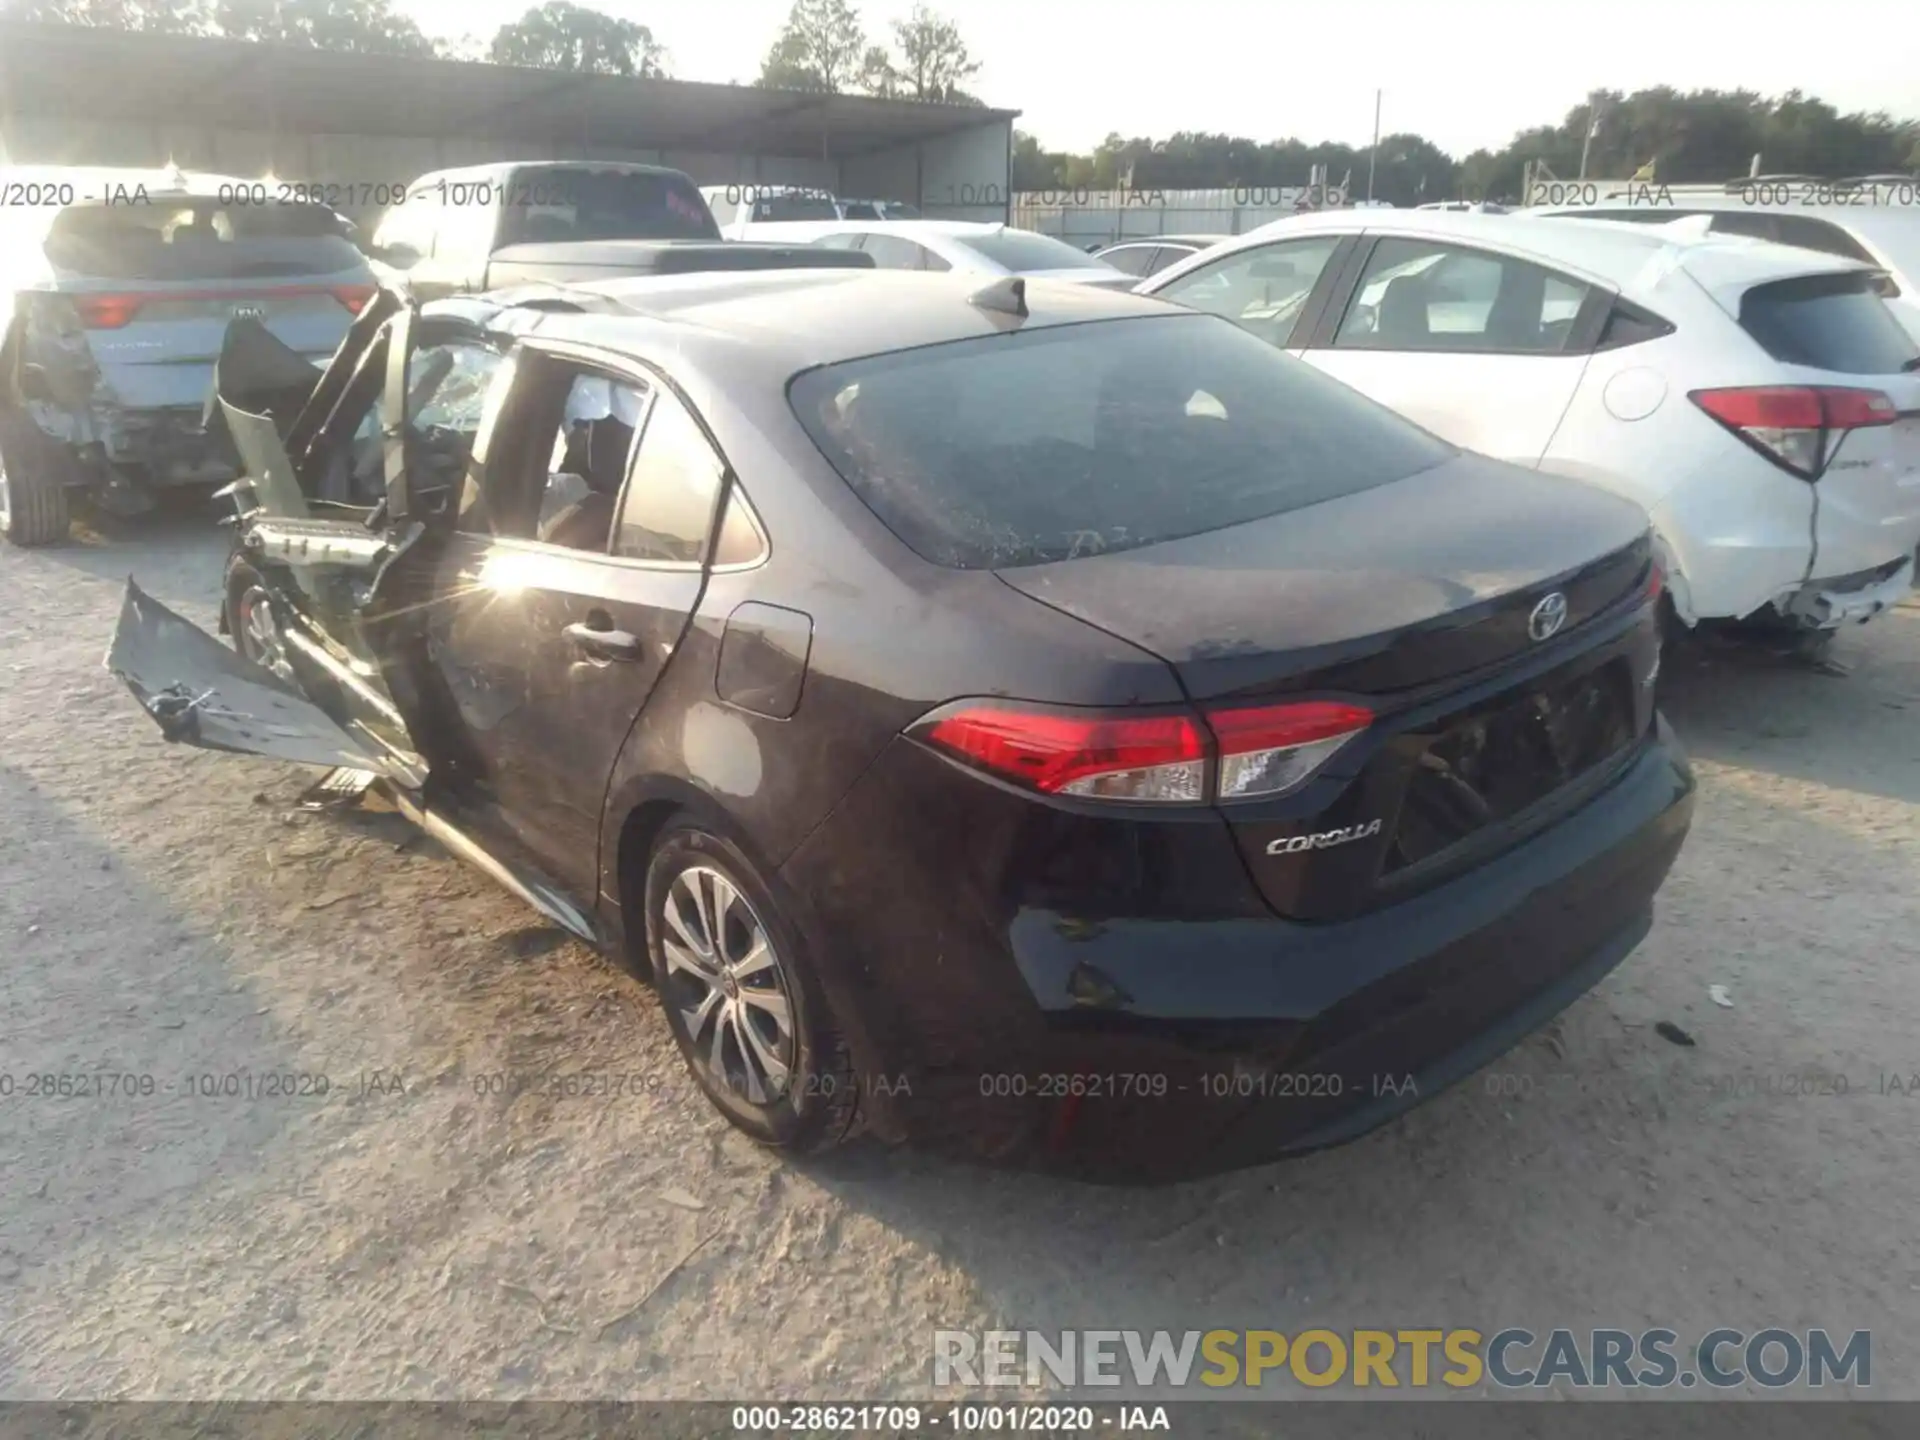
[1528,591,1569,642]
[1266,819,1382,856]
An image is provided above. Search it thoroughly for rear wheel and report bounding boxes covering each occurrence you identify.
[645,823,859,1152]
[0,416,73,547]
[227,560,297,684]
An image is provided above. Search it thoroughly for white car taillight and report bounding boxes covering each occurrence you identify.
[1207,701,1374,801]
[1689,386,1896,480]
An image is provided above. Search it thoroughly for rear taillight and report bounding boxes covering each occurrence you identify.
[1690,385,1896,479]
[916,704,1208,802]
[331,284,376,314]
[911,698,1373,804]
[1207,700,1373,801]
[72,293,143,329]
[1646,557,1665,601]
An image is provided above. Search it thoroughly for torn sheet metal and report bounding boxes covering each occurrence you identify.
[104,578,407,780]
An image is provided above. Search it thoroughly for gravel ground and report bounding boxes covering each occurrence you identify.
[1,513,1916,1403]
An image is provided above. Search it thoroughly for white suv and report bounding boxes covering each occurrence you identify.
[1140,211,1920,636]
[1531,191,1920,345]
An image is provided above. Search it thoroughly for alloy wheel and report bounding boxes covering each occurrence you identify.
[236,584,296,684]
[660,864,797,1106]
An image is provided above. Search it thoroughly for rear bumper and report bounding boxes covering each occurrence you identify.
[1774,554,1915,629]
[1652,459,1814,624]
[100,406,238,486]
[33,398,239,488]
[780,718,1695,1181]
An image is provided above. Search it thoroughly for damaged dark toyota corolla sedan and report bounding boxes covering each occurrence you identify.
[108,267,1695,1181]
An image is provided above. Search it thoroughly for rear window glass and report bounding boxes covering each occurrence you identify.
[498,169,719,245]
[1739,271,1920,375]
[790,313,1457,569]
[954,229,1112,273]
[754,193,840,222]
[42,200,362,280]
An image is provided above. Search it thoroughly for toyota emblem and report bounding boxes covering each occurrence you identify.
[1528,591,1569,642]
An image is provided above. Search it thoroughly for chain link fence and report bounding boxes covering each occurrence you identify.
[1011,185,1353,249]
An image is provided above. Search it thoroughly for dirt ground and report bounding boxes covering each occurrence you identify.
[1,512,1916,1403]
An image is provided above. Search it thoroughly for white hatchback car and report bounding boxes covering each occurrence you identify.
[1530,195,1920,345]
[1140,211,1920,636]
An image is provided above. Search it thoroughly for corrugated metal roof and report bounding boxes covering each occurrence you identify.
[0,22,1017,159]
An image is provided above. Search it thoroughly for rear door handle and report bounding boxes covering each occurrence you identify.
[563,620,645,661]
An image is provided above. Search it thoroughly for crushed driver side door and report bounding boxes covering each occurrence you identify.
[108,281,441,788]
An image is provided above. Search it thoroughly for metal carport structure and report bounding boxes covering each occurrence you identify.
[0,23,1017,224]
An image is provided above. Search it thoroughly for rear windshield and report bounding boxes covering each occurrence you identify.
[42,200,362,280]
[790,313,1457,569]
[498,168,719,245]
[754,193,840,222]
[1739,271,1920,375]
[954,228,1113,273]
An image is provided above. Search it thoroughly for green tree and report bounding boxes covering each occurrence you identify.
[756,0,866,94]
[1010,129,1065,189]
[857,43,898,97]
[888,4,978,102]
[488,1,667,75]
[214,0,434,55]
[0,0,205,31]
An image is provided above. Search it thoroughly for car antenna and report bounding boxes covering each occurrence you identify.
[969,275,1028,319]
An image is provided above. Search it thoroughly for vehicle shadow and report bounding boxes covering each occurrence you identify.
[1657,604,1920,806]
[775,740,1919,1398]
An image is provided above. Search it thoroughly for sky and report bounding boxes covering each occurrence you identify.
[402,0,1920,157]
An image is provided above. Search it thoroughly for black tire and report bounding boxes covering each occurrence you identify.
[0,414,72,547]
[644,822,859,1153]
[226,559,297,684]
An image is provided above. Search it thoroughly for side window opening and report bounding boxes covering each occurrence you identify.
[1100,246,1155,277]
[1333,238,1592,354]
[614,386,731,564]
[535,371,650,551]
[1154,236,1344,349]
[1594,299,1676,351]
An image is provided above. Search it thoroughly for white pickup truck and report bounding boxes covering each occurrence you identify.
[367,161,863,298]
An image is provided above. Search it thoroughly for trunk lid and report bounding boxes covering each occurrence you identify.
[996,451,1651,701]
[998,454,1657,922]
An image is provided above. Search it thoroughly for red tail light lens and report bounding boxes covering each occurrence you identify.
[916,704,1208,802]
[331,283,377,314]
[1690,385,1896,479]
[1206,700,1374,801]
[911,698,1374,804]
[72,293,143,329]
